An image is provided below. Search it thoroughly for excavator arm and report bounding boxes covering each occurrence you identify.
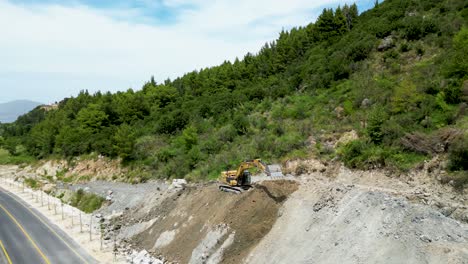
[236,159,271,177]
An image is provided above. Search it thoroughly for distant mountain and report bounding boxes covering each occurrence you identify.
[0,100,42,123]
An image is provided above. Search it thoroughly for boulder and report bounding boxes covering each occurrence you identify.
[378,36,395,51]
[361,98,371,108]
[335,130,359,148]
[171,179,187,189]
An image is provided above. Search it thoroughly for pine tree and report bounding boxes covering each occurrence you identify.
[334,7,348,35]
[316,8,336,39]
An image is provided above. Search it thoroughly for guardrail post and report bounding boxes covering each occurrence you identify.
[61,202,64,220]
[100,223,103,250]
[113,228,117,262]
[89,215,92,241]
[80,211,82,233]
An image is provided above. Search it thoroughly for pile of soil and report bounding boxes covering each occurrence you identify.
[126,180,298,263]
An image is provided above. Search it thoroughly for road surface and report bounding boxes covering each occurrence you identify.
[0,186,97,264]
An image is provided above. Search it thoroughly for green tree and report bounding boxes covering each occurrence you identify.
[112,124,136,161]
[334,7,348,35]
[367,107,389,144]
[146,85,178,108]
[77,104,108,133]
[316,8,337,39]
[55,126,90,156]
[445,27,468,78]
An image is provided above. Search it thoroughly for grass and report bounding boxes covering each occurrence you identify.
[24,178,40,189]
[70,189,105,213]
[0,148,36,165]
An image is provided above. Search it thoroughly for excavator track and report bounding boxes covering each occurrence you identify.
[218,185,251,194]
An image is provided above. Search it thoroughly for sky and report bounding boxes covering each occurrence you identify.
[0,0,376,104]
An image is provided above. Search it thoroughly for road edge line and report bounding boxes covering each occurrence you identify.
[0,187,90,264]
[0,240,13,264]
[0,203,50,264]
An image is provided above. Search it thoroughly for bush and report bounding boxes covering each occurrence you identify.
[401,16,438,40]
[367,107,389,144]
[448,135,468,171]
[24,178,39,189]
[340,140,425,171]
[0,148,36,165]
[399,42,410,52]
[71,189,105,213]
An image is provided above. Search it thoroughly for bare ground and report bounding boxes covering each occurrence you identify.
[122,180,298,264]
[3,156,468,264]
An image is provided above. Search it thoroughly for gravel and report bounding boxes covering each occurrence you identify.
[69,181,168,215]
[246,183,468,264]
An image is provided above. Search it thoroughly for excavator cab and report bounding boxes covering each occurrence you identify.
[242,170,252,185]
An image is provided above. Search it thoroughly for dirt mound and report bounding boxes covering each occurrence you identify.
[124,180,298,263]
[222,181,298,263]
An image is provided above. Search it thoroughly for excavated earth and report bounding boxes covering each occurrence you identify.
[3,156,468,264]
[121,180,299,264]
[112,160,468,264]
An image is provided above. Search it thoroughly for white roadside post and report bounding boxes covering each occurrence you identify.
[113,228,117,262]
[80,211,82,233]
[89,215,92,241]
[100,223,103,250]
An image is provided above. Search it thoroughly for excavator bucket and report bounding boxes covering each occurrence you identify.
[266,164,284,178]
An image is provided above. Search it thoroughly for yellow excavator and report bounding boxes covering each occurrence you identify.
[219,159,271,193]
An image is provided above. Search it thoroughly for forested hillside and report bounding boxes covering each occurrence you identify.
[1,0,467,183]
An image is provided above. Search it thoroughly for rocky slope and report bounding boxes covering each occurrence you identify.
[102,160,467,264]
[6,158,468,264]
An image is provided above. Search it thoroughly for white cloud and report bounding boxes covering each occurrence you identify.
[0,0,372,103]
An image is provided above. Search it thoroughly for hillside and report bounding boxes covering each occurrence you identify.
[0,100,42,123]
[0,0,467,185]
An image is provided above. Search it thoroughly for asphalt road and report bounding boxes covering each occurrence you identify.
[0,186,97,264]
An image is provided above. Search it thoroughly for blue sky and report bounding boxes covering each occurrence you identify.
[0,0,376,104]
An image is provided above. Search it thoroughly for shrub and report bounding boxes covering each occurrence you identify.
[24,178,39,189]
[340,140,425,171]
[339,140,367,168]
[71,189,105,213]
[448,135,468,171]
[399,42,410,52]
[367,107,389,144]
